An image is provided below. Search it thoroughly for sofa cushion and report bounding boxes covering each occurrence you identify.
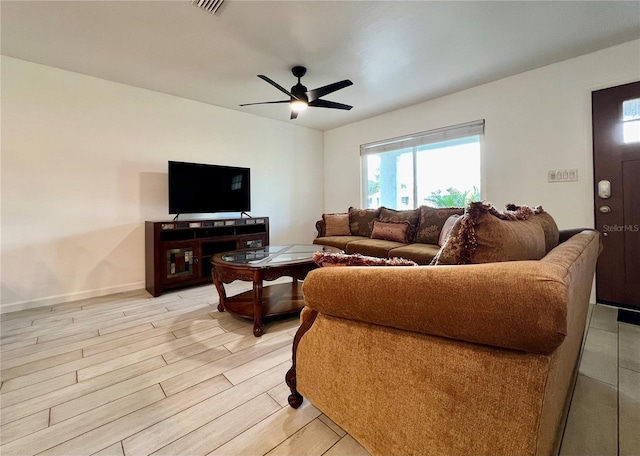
[371,219,411,243]
[345,239,406,257]
[415,206,465,244]
[313,251,417,267]
[313,236,368,251]
[349,207,381,237]
[387,243,441,265]
[322,213,351,236]
[379,207,421,242]
[435,202,547,265]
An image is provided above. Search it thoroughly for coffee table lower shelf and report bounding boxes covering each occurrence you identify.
[221,281,305,322]
[212,244,341,337]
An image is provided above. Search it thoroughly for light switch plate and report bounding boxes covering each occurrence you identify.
[548,169,578,183]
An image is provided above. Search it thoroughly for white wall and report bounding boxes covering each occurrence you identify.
[3,40,639,312]
[324,40,640,231]
[1,56,324,312]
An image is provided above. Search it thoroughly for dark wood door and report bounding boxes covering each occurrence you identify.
[592,81,640,309]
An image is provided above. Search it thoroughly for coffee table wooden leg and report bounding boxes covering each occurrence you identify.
[252,279,264,337]
[213,274,227,312]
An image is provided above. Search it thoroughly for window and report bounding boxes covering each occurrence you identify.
[622,98,640,144]
[361,120,483,209]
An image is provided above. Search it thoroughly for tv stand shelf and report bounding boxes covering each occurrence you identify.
[145,217,269,297]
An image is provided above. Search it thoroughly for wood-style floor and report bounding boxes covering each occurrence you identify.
[0,279,369,456]
[1,281,638,455]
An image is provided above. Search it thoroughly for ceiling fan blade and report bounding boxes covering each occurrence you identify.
[306,80,353,102]
[290,110,299,120]
[239,100,290,107]
[258,75,298,100]
[308,99,353,110]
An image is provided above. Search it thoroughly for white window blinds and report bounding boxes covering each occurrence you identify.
[360,119,485,156]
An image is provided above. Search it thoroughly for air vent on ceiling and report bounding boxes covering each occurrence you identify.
[191,0,224,15]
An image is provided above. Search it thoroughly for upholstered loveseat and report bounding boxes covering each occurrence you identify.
[287,203,601,455]
[313,206,464,265]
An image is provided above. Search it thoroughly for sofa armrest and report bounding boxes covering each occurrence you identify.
[559,228,591,243]
[302,262,569,355]
[315,219,325,238]
[559,228,602,255]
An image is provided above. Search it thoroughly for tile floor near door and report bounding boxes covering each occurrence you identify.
[560,303,640,456]
[0,281,638,456]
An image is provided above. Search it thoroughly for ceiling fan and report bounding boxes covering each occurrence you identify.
[240,66,353,119]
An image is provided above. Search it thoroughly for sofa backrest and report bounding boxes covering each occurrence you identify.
[317,205,465,243]
[304,229,600,355]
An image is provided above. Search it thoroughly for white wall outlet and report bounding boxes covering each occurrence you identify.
[548,169,578,183]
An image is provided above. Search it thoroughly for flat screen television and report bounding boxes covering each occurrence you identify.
[168,161,251,215]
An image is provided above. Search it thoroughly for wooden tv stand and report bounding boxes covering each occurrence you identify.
[145,217,269,297]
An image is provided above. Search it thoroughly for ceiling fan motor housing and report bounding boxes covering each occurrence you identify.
[291,66,308,102]
[292,83,308,102]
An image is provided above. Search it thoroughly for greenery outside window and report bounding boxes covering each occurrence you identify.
[361,120,484,209]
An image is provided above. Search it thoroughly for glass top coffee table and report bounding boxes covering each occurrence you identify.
[211,244,341,337]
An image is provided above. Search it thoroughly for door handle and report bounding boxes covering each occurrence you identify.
[598,180,611,199]
[599,206,611,213]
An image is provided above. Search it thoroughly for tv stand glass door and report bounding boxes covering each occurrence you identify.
[161,243,198,283]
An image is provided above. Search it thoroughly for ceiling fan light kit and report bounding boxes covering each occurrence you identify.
[291,100,308,112]
[240,66,353,120]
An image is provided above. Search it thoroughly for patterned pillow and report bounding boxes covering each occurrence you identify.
[313,251,417,267]
[415,206,465,245]
[322,213,351,236]
[379,207,421,242]
[434,201,546,265]
[370,219,410,243]
[348,207,381,237]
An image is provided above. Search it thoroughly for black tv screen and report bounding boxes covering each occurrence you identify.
[168,161,251,214]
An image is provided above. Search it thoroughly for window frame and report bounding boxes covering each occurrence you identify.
[360,120,485,209]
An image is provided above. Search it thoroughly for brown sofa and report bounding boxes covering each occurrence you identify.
[287,226,601,455]
[313,206,464,264]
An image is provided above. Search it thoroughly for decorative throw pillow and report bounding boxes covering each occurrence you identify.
[438,214,460,247]
[415,206,465,245]
[506,204,559,253]
[322,213,351,236]
[378,207,421,242]
[313,251,417,267]
[348,207,381,237]
[370,219,411,243]
[434,201,546,265]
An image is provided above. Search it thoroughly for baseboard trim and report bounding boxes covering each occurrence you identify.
[0,281,147,314]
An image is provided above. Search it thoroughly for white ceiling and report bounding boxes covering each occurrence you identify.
[2,1,639,131]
